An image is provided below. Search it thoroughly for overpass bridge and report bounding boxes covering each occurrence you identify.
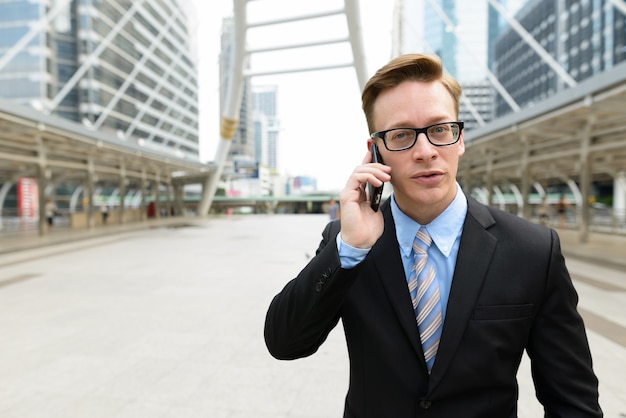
[0,0,625,243]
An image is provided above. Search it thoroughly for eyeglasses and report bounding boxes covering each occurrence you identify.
[371,121,464,151]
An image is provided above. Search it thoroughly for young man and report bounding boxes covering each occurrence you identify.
[264,54,601,417]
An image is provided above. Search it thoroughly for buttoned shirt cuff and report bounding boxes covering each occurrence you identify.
[336,232,371,268]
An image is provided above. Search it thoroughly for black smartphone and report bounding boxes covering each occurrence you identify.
[368,143,384,212]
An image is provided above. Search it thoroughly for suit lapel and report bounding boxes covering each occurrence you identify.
[370,202,423,358]
[428,197,497,390]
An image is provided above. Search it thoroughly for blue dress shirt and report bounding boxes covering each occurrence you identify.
[338,183,467,320]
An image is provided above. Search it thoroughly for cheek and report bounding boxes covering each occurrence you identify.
[381,153,402,172]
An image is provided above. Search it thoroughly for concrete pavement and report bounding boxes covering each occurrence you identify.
[0,214,624,417]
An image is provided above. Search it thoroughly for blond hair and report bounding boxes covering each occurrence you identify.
[361,53,462,133]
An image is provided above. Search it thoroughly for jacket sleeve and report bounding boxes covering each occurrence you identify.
[264,220,362,360]
[527,229,602,417]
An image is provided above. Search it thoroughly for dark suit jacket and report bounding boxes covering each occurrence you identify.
[264,197,602,417]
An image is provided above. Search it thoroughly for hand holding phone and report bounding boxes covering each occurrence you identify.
[368,143,385,211]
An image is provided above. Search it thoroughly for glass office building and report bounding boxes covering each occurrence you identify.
[492,0,626,116]
[0,0,200,158]
[397,0,493,130]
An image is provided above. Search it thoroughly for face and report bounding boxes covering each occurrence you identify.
[369,80,465,224]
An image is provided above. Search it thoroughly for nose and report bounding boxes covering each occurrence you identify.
[411,132,438,162]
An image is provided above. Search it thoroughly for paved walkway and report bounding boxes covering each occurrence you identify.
[0,214,624,417]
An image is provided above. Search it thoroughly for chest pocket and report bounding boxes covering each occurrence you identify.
[472,304,533,320]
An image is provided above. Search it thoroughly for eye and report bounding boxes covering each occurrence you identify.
[390,131,407,140]
[389,129,413,141]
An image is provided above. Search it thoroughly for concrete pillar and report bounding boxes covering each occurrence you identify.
[493,186,506,211]
[166,182,173,216]
[140,169,147,221]
[118,162,126,224]
[86,156,95,229]
[614,171,626,224]
[37,164,49,235]
[119,178,126,224]
[154,172,161,219]
[486,156,493,207]
[0,180,14,230]
[520,137,531,219]
[474,187,489,205]
[35,136,50,235]
[578,118,593,243]
[510,184,524,217]
[173,183,184,216]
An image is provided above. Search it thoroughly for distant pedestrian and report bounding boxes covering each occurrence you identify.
[45,199,57,227]
[556,194,569,228]
[327,198,340,221]
[100,204,109,224]
[538,194,549,226]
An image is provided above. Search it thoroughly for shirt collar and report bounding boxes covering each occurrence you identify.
[391,183,468,258]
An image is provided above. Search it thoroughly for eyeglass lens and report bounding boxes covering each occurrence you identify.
[384,123,460,150]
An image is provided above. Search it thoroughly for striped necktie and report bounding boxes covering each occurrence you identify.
[407,227,442,373]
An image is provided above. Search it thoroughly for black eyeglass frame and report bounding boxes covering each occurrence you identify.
[370,121,464,151]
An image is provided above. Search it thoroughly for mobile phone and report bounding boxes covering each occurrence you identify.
[368,143,384,212]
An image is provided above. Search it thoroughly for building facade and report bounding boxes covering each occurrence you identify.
[395,0,495,131]
[252,85,280,171]
[0,0,200,158]
[492,0,626,116]
[459,79,495,132]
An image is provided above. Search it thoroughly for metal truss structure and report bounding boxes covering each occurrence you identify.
[1,0,625,242]
[199,0,369,214]
[394,0,626,241]
[460,62,626,241]
[0,0,211,234]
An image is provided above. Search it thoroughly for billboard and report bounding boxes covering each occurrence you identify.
[17,178,39,219]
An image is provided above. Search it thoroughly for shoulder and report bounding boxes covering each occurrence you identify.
[467,195,554,246]
[322,219,341,240]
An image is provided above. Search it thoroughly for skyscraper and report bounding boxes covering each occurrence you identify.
[395,0,496,130]
[492,0,626,116]
[219,16,282,197]
[252,85,280,171]
[0,0,200,159]
[423,0,458,79]
[488,0,530,71]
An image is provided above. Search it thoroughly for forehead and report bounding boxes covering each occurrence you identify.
[373,80,455,129]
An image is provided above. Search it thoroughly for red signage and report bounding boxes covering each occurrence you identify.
[17,178,39,219]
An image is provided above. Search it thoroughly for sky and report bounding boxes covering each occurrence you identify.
[190,1,395,191]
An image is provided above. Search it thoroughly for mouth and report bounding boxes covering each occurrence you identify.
[412,170,444,184]
[414,170,443,179]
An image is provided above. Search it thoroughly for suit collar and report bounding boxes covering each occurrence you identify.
[371,197,499,384]
[428,196,497,391]
[370,200,424,360]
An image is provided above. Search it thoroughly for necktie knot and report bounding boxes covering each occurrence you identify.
[413,227,432,255]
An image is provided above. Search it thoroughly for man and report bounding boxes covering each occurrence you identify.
[45,199,57,227]
[328,198,340,221]
[264,54,601,417]
[100,203,109,224]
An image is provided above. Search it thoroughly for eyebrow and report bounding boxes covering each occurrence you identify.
[387,119,455,129]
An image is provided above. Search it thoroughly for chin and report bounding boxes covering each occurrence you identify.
[414,181,455,202]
